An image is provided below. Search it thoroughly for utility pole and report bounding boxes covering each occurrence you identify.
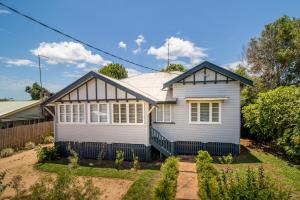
[167,40,170,67]
[38,55,42,88]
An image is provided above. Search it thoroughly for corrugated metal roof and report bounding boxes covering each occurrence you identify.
[122,72,182,102]
[0,100,40,118]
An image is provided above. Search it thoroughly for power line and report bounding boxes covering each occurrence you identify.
[0,2,162,73]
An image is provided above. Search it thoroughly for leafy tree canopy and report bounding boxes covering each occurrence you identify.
[25,83,50,100]
[160,63,187,72]
[246,15,300,89]
[98,63,128,79]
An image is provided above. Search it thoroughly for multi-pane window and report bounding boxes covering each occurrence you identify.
[59,104,85,123]
[155,104,172,122]
[88,103,109,123]
[112,103,144,124]
[189,102,221,124]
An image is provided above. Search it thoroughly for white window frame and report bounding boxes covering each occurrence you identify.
[112,102,144,125]
[58,103,86,124]
[155,104,172,123]
[87,103,109,124]
[188,101,221,124]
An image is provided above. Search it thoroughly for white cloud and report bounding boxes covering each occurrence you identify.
[133,35,146,54]
[223,60,248,71]
[118,41,127,49]
[31,41,111,69]
[147,37,207,65]
[5,59,36,67]
[135,35,146,46]
[63,71,83,78]
[0,9,11,14]
[126,68,141,77]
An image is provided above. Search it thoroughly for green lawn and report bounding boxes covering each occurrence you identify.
[36,159,161,200]
[213,141,300,199]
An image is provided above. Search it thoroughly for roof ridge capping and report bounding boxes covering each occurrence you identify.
[163,61,253,88]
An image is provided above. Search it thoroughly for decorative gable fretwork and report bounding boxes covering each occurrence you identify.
[59,78,137,103]
[179,68,233,85]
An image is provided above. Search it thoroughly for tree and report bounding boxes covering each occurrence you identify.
[25,83,50,100]
[98,63,128,79]
[160,63,187,72]
[0,98,13,101]
[246,15,300,89]
[233,64,266,106]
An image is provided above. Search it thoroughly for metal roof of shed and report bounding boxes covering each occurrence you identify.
[0,100,41,118]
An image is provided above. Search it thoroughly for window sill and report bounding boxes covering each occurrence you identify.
[153,122,176,124]
[189,122,222,125]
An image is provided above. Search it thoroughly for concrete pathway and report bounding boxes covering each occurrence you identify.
[175,160,199,200]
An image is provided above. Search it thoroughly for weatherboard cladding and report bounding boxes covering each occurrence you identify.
[152,82,241,145]
[163,61,253,88]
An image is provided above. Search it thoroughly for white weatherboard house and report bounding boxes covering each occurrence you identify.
[43,61,252,161]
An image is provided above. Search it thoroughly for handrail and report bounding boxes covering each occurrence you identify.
[150,126,172,155]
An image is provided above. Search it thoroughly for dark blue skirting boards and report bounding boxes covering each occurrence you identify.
[175,141,240,156]
[55,141,151,161]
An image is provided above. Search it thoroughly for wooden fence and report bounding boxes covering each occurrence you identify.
[0,121,54,150]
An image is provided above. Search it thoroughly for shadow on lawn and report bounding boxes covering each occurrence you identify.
[232,145,262,164]
[46,158,162,170]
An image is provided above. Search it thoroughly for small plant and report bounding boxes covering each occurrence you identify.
[24,141,36,150]
[36,146,58,163]
[0,171,11,195]
[96,144,107,163]
[0,148,14,158]
[132,151,140,171]
[43,135,54,144]
[115,150,125,170]
[218,153,233,164]
[155,156,179,200]
[67,144,79,170]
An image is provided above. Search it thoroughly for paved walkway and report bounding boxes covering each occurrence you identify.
[175,160,198,200]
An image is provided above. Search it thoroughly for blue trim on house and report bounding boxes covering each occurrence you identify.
[163,61,253,88]
[55,141,151,161]
[42,71,157,106]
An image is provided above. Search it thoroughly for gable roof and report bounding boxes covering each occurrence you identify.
[163,61,253,88]
[42,71,157,106]
[0,100,41,118]
[122,72,182,102]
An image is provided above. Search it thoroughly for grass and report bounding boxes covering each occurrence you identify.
[123,170,161,200]
[213,140,300,199]
[36,158,162,199]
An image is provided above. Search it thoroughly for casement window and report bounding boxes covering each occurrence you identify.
[58,103,85,123]
[88,103,109,123]
[112,103,144,124]
[156,104,172,122]
[189,102,221,124]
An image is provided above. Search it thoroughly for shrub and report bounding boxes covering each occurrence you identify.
[24,141,36,150]
[2,171,101,199]
[115,150,124,170]
[43,135,54,144]
[196,151,291,200]
[243,85,300,162]
[218,154,233,164]
[0,171,11,195]
[155,156,179,200]
[132,152,140,171]
[0,148,14,158]
[36,146,58,163]
[67,144,79,170]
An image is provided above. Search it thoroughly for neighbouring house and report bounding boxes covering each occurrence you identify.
[0,100,50,129]
[43,61,252,161]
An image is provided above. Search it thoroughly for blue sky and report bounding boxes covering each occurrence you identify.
[0,0,299,100]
